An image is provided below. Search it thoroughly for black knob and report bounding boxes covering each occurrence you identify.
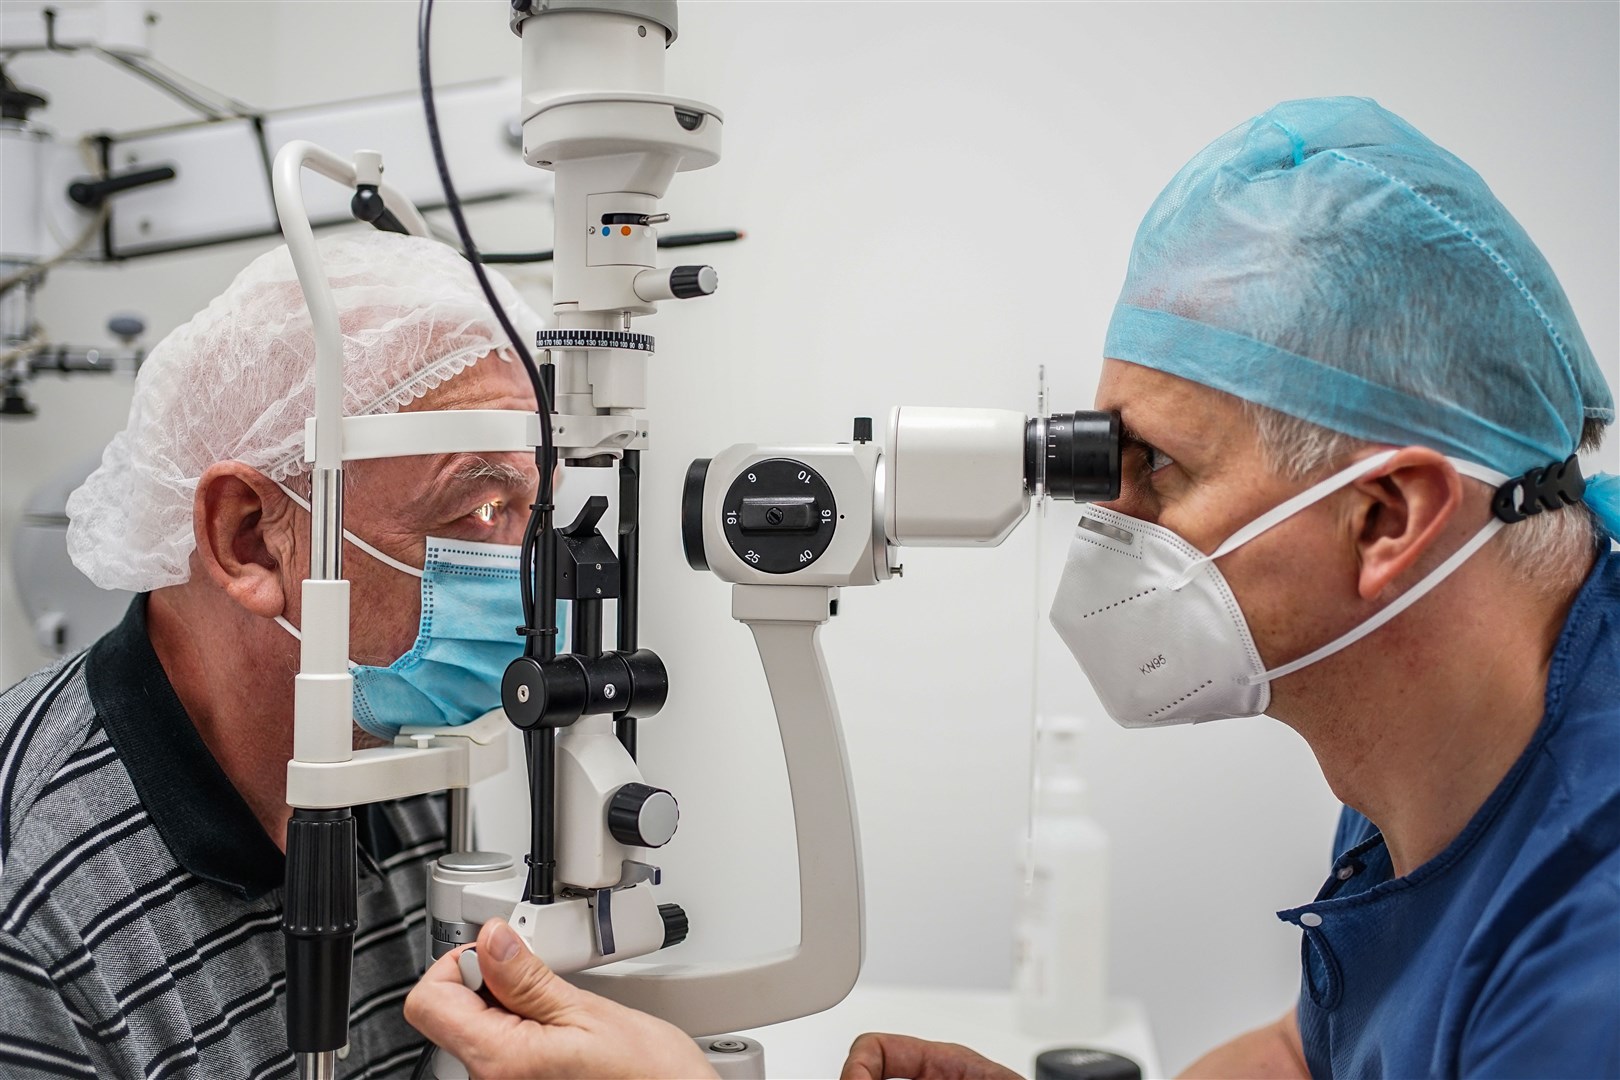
[1,385,37,417]
[350,185,408,236]
[607,782,679,848]
[107,314,145,342]
[502,655,555,729]
[658,903,689,949]
[0,75,47,122]
[1034,1049,1142,1080]
[669,265,718,299]
[853,417,873,443]
[682,459,711,571]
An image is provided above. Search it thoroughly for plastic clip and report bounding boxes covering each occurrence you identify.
[1491,454,1586,523]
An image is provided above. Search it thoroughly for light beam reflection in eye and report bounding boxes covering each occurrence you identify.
[473,502,498,524]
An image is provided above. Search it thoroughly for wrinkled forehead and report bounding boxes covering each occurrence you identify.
[402,351,536,413]
[1094,358,1258,455]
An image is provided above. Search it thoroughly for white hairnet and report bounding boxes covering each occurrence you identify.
[66,230,543,593]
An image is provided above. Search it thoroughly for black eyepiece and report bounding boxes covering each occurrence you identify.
[1026,411,1120,502]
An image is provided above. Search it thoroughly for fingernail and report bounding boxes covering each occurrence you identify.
[489,919,522,962]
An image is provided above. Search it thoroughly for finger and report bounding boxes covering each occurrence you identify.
[474,918,578,1026]
[404,948,506,1053]
[842,1032,944,1080]
[840,1033,886,1080]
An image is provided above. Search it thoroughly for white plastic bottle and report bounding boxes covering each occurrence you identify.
[1015,715,1111,1038]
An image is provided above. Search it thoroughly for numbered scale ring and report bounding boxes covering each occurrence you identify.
[720,458,838,574]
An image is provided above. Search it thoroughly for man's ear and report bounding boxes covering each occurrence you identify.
[1349,447,1465,601]
[194,462,298,618]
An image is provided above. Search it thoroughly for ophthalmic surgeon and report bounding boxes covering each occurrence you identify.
[0,233,561,1077]
[403,98,1620,1078]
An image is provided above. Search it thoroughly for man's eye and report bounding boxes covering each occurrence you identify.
[471,502,499,524]
[1147,446,1175,473]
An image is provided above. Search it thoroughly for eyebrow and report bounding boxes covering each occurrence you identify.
[421,455,536,511]
[446,456,534,489]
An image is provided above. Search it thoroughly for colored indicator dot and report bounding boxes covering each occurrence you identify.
[601,226,610,236]
[620,225,633,237]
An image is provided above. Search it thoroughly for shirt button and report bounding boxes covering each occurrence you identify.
[1300,912,1323,928]
[1336,865,1355,880]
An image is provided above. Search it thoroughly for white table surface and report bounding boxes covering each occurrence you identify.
[733,986,1162,1080]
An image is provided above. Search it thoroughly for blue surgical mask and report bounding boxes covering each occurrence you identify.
[275,484,564,740]
[348,536,526,740]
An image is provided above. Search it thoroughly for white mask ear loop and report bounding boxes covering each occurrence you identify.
[1237,456,1513,686]
[274,480,425,579]
[1169,449,1400,591]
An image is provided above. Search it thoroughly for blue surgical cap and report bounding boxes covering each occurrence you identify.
[1105,96,1618,529]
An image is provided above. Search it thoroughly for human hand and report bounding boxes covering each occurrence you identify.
[404,917,718,1079]
[840,1033,1023,1080]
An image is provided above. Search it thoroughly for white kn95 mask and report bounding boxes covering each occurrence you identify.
[1049,450,1511,728]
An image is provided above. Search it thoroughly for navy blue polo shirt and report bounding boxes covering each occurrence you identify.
[1281,549,1620,1078]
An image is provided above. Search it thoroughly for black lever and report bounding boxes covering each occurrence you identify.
[562,495,610,539]
[67,165,178,209]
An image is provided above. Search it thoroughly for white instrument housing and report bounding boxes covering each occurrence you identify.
[691,406,1040,592]
[886,406,1032,546]
[517,4,722,462]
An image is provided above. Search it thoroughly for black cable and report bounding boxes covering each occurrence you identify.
[408,1041,435,1080]
[479,250,553,265]
[417,0,557,639]
[419,0,558,906]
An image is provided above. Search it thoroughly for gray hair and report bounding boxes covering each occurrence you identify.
[1243,401,1607,596]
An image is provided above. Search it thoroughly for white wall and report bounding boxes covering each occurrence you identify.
[1,2,1614,1073]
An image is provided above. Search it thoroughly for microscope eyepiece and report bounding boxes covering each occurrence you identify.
[1027,411,1120,502]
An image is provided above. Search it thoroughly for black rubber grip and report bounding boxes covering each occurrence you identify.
[282,808,358,1053]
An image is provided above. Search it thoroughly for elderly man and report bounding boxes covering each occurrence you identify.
[0,232,547,1077]
[404,98,1620,1078]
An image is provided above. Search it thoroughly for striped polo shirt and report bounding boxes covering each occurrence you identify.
[0,597,446,1078]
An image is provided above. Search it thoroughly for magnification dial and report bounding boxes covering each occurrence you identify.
[720,458,838,574]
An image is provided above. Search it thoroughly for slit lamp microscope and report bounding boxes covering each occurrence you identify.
[272,3,1123,1078]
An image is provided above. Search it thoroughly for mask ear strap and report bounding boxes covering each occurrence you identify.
[274,480,426,579]
[1170,450,1400,589]
[1239,456,1512,685]
[1242,516,1504,685]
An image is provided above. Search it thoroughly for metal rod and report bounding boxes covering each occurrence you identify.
[572,598,603,660]
[90,48,246,121]
[309,466,344,580]
[13,348,144,374]
[524,729,556,903]
[614,450,641,758]
[298,1049,336,1080]
[447,788,473,854]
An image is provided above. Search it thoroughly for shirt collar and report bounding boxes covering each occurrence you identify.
[86,595,286,900]
[85,597,412,895]
[1279,547,1620,925]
